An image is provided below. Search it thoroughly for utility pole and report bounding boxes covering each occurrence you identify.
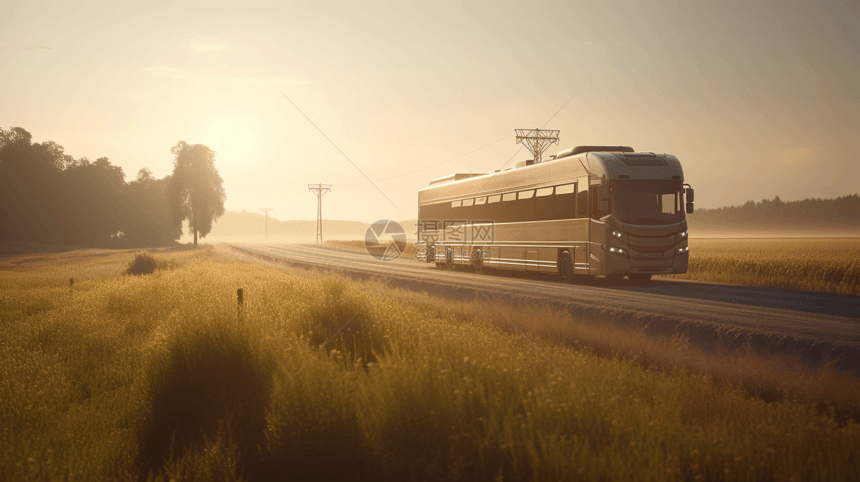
[308,183,331,244]
[260,207,274,237]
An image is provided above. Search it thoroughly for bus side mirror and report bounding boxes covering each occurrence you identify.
[686,188,694,203]
[686,202,694,214]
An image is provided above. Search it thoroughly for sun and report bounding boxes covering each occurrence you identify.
[202,115,257,164]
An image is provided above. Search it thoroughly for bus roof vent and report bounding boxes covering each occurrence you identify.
[428,172,489,186]
[515,159,535,168]
[554,146,635,159]
[570,146,635,156]
[619,153,668,166]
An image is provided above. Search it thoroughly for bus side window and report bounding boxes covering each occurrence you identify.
[485,195,502,222]
[554,183,576,220]
[555,184,575,195]
[576,183,588,218]
[591,187,611,219]
[471,196,487,220]
[590,188,598,219]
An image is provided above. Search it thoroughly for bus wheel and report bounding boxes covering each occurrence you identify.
[473,249,483,274]
[558,251,574,283]
[606,274,625,284]
[445,248,455,271]
[628,274,652,284]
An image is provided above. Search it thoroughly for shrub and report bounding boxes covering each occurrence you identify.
[126,252,160,276]
[149,421,244,482]
[137,321,273,479]
[266,355,376,480]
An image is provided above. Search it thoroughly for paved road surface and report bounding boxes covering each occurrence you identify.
[229,243,860,350]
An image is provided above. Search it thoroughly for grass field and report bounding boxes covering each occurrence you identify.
[324,238,860,296]
[2,247,859,481]
[659,238,860,295]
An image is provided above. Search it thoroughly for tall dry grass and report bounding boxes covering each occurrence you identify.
[324,237,860,295]
[661,238,860,295]
[1,247,859,480]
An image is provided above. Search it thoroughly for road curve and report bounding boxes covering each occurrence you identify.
[229,243,860,366]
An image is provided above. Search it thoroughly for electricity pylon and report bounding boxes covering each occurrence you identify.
[515,128,560,163]
[260,207,274,237]
[308,183,331,244]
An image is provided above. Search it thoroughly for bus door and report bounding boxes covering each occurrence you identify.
[588,179,613,275]
[574,179,590,273]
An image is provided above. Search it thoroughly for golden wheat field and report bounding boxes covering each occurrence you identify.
[324,238,860,295]
[658,238,860,295]
[1,246,859,481]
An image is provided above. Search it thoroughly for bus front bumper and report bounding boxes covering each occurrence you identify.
[605,251,689,275]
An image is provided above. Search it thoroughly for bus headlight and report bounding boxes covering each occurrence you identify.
[603,244,628,256]
[610,230,628,243]
[676,247,689,254]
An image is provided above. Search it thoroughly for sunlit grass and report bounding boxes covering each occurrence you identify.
[1,247,858,480]
[660,238,860,295]
[323,237,860,295]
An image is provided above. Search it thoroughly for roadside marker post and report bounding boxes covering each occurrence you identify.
[237,288,244,321]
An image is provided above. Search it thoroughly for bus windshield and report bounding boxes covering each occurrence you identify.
[611,180,684,225]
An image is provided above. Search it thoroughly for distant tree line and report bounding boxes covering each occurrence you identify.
[0,126,225,247]
[687,194,860,232]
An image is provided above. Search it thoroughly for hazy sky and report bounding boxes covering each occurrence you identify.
[2,0,858,223]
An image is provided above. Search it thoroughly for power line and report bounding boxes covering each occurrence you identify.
[279,89,400,213]
[476,88,583,193]
[335,133,511,186]
[342,89,583,189]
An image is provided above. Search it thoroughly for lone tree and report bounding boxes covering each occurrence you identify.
[168,141,226,245]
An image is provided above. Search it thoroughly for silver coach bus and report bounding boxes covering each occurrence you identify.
[415,146,695,283]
